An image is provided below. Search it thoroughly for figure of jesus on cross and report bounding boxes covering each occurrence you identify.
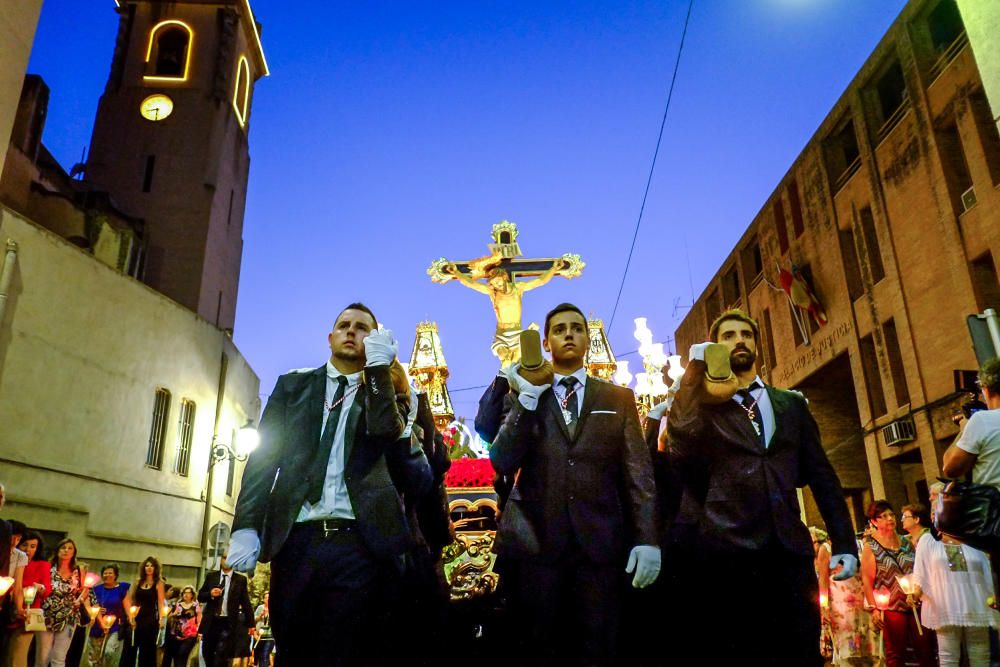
[428,221,584,364]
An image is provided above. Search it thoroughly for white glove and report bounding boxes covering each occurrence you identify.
[626,545,661,589]
[227,528,260,573]
[688,341,713,362]
[401,388,419,438]
[831,553,858,581]
[504,363,550,411]
[363,328,398,366]
[647,400,669,421]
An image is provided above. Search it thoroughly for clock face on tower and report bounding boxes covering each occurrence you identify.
[139,94,174,121]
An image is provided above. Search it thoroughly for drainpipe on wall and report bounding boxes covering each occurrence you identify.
[199,349,229,583]
[0,239,19,325]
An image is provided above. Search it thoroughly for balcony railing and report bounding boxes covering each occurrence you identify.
[929,31,968,81]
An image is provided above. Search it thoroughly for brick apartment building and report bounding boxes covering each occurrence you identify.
[674,0,1000,529]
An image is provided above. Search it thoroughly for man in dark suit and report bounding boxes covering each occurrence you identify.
[490,303,660,666]
[197,553,254,667]
[666,309,858,666]
[226,303,431,665]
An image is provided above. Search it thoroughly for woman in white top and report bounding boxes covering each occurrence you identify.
[912,531,999,666]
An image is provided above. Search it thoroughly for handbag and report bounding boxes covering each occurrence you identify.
[935,478,1000,552]
[24,608,46,632]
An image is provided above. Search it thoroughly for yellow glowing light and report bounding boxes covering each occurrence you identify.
[232,55,251,127]
[144,20,194,83]
[242,0,270,77]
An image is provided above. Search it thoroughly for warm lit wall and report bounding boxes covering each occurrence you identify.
[0,1,42,177]
[0,206,260,586]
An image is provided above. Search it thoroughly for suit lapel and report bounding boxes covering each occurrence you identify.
[342,380,365,465]
[307,366,327,447]
[724,400,766,453]
[545,388,572,442]
[766,386,786,449]
[572,377,601,443]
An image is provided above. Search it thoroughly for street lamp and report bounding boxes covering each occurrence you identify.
[199,419,258,580]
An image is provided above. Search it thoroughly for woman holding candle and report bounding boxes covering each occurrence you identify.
[85,563,129,667]
[7,532,50,667]
[160,585,200,667]
[812,527,879,666]
[35,538,95,667]
[120,556,165,667]
[911,530,999,666]
[860,500,935,667]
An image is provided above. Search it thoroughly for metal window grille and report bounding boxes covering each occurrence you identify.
[173,399,196,476]
[146,389,171,469]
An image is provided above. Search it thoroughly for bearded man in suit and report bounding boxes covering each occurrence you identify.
[665,308,858,666]
[490,303,660,666]
[226,303,430,666]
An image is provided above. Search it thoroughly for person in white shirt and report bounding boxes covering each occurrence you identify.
[943,358,1000,486]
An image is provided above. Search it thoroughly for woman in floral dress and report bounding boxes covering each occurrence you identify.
[814,527,880,666]
[36,538,94,667]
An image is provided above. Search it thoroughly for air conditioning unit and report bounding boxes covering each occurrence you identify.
[961,186,977,212]
[881,417,916,447]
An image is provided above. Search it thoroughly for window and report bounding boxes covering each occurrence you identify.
[797,265,821,336]
[762,308,777,372]
[969,93,1000,187]
[839,227,865,301]
[859,334,887,418]
[774,199,789,255]
[173,400,196,476]
[741,239,763,283]
[858,207,885,283]
[142,156,156,193]
[232,56,251,127]
[788,180,805,237]
[705,286,723,331]
[882,318,910,407]
[928,0,964,54]
[790,300,805,348]
[970,252,1000,312]
[145,21,193,80]
[146,389,171,469]
[936,121,975,217]
[826,120,861,191]
[722,265,741,307]
[875,61,908,137]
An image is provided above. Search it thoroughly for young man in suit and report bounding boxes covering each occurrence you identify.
[226,303,431,666]
[490,302,660,666]
[666,309,858,666]
[197,552,254,667]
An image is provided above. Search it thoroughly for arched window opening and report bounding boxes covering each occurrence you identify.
[145,21,193,81]
[232,56,251,126]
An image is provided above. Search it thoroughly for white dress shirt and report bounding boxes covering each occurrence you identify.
[297,362,362,521]
[219,570,232,616]
[730,375,775,447]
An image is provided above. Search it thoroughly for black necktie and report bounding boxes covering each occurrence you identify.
[560,376,580,436]
[307,375,348,504]
[736,381,765,445]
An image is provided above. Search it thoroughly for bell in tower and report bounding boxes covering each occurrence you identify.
[84,0,268,331]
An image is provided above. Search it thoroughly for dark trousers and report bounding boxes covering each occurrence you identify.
[203,618,247,667]
[512,541,623,667]
[120,622,158,667]
[882,609,936,667]
[664,543,822,666]
[161,635,197,667]
[270,522,385,667]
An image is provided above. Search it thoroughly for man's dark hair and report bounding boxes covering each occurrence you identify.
[901,503,930,529]
[980,357,1000,395]
[7,519,26,539]
[101,562,120,578]
[866,499,894,523]
[18,530,46,561]
[709,308,760,343]
[336,302,378,329]
[544,303,587,336]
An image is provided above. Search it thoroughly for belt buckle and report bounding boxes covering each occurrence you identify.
[321,520,338,537]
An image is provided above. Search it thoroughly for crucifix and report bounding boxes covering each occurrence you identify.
[427,221,584,363]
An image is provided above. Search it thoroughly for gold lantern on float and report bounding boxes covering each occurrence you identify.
[408,321,455,431]
[584,317,618,381]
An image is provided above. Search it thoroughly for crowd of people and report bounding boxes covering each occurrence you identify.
[2,301,1000,666]
[0,502,273,667]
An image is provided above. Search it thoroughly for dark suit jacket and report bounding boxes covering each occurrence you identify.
[233,364,425,563]
[667,360,857,559]
[411,393,452,553]
[474,375,509,443]
[490,377,659,564]
[197,569,253,635]
[644,415,681,541]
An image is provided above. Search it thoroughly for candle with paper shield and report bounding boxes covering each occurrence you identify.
[0,576,13,597]
[819,591,828,608]
[895,575,923,635]
[23,585,37,606]
[873,587,891,654]
[83,571,101,589]
[98,613,117,661]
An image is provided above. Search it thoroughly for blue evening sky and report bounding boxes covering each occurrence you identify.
[28,0,906,418]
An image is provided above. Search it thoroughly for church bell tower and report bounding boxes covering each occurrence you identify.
[85,0,268,331]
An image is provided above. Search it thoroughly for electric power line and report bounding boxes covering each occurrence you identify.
[607,0,695,334]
